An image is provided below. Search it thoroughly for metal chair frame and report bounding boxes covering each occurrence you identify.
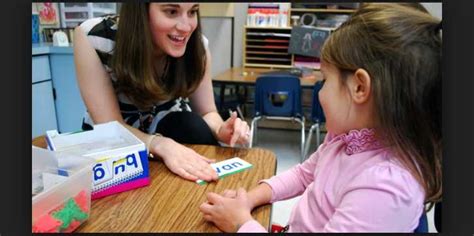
[303,80,325,161]
[249,75,306,162]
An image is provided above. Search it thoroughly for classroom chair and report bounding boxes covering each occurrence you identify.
[303,80,326,160]
[414,212,429,233]
[249,75,305,162]
[214,84,245,120]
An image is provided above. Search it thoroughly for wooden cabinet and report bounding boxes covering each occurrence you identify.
[243,5,356,69]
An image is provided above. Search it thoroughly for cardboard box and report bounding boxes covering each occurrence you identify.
[32,146,94,232]
[45,121,150,199]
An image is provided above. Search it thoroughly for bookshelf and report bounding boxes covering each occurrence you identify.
[243,4,357,70]
[243,26,293,69]
[290,8,356,14]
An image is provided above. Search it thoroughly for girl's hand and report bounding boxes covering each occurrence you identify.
[221,189,237,198]
[199,188,254,232]
[151,136,218,182]
[216,112,250,147]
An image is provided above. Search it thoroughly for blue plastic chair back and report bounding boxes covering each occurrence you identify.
[311,80,326,123]
[414,213,429,233]
[254,75,302,117]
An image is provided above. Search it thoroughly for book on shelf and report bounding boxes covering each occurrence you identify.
[247,32,292,38]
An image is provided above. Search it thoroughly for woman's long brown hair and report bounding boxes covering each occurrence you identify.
[321,3,442,210]
[111,3,206,110]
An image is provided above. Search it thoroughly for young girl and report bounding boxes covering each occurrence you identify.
[199,3,442,232]
[74,3,250,183]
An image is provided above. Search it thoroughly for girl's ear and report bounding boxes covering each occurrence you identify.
[348,68,371,104]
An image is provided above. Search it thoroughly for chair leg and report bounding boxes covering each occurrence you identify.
[236,105,244,120]
[301,118,305,163]
[219,84,225,111]
[294,117,305,163]
[315,123,321,148]
[249,116,261,148]
[304,124,316,161]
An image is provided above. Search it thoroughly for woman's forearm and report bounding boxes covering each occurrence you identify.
[202,111,225,137]
[120,121,166,156]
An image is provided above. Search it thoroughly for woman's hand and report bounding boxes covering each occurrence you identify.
[199,188,254,232]
[150,136,218,182]
[216,112,250,147]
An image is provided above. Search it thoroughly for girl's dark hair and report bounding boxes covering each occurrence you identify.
[321,3,442,210]
[111,3,206,110]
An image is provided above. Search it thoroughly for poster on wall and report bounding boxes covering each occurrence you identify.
[36,3,59,25]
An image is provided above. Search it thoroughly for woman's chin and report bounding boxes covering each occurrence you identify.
[166,48,186,58]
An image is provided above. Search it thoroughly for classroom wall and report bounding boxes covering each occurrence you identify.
[201,17,233,77]
[232,3,247,68]
[200,3,247,77]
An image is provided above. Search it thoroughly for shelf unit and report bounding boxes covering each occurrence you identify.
[290,8,356,14]
[59,3,117,28]
[243,26,293,69]
[243,5,356,70]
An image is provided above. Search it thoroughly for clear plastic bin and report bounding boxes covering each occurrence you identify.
[32,146,94,233]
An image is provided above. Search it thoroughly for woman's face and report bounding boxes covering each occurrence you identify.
[148,3,199,58]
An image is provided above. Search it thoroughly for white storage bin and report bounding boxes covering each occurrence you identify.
[45,121,150,200]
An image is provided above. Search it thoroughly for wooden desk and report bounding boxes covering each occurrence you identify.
[32,137,276,232]
[213,66,322,88]
[212,66,322,117]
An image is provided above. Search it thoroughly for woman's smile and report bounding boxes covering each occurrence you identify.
[168,34,186,46]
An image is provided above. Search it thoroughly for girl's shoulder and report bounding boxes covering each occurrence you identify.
[350,153,425,198]
[325,129,424,196]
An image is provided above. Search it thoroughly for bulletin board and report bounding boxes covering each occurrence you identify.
[288,26,331,58]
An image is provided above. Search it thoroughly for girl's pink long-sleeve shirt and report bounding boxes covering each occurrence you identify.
[239,128,425,232]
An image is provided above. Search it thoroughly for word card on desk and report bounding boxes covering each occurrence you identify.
[196,157,253,185]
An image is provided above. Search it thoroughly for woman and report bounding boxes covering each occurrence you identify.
[73,3,249,183]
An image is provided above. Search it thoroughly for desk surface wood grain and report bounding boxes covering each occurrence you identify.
[32,137,276,232]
